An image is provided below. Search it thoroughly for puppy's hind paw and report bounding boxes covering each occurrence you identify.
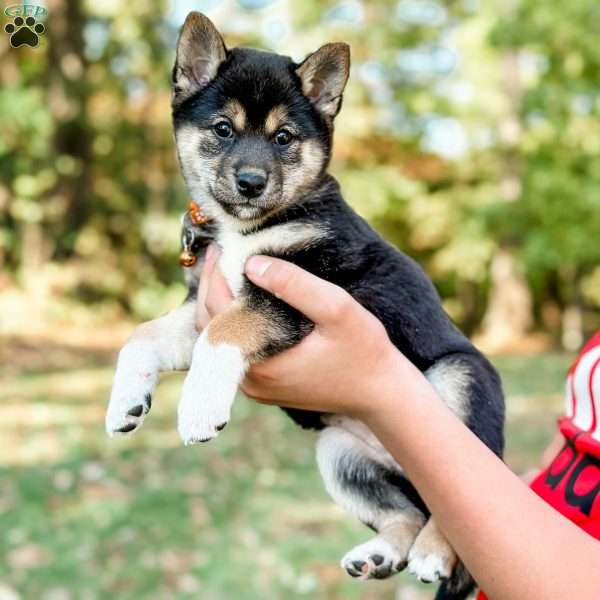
[407,551,452,583]
[406,518,456,584]
[341,537,407,581]
[407,530,456,583]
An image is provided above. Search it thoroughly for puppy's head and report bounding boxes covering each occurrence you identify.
[172,12,350,223]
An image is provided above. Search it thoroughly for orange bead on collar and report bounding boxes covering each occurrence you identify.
[188,200,210,225]
[179,200,212,267]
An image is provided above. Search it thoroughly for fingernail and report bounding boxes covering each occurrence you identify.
[246,256,272,278]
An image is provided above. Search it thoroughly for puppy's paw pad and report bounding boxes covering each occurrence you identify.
[345,560,368,578]
[183,435,216,445]
[407,550,452,583]
[106,381,154,437]
[127,404,145,417]
[115,423,138,433]
[341,538,406,581]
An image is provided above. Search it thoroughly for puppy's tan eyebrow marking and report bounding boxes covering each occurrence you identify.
[224,99,246,131]
[264,105,288,135]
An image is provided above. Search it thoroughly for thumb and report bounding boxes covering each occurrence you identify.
[245,255,352,325]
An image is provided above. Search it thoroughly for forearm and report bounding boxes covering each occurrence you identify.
[363,352,600,600]
[125,300,199,371]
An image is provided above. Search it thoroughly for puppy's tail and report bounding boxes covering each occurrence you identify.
[434,562,476,600]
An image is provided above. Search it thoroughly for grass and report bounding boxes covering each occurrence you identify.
[0,336,573,600]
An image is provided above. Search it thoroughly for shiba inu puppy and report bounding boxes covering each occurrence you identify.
[106,12,504,599]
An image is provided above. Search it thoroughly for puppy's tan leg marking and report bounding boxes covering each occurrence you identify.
[408,516,457,583]
[179,303,273,445]
[207,302,273,360]
[379,516,425,562]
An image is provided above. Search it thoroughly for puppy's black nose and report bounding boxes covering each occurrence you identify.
[236,171,267,199]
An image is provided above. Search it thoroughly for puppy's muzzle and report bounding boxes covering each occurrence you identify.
[236,169,268,199]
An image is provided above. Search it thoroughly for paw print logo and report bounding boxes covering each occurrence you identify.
[4,16,45,48]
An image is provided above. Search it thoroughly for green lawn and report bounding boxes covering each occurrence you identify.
[0,337,572,600]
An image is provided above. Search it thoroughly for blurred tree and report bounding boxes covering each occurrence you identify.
[0,0,186,322]
[0,0,598,345]
[486,0,600,346]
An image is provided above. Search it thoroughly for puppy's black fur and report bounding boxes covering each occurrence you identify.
[243,185,504,449]
[168,13,505,597]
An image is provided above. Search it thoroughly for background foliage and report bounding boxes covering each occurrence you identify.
[1,0,598,344]
[0,0,598,598]
[0,339,573,600]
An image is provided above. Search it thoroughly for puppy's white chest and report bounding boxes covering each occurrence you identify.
[217,222,324,297]
[217,229,259,296]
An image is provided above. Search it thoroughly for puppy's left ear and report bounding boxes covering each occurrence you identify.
[172,12,227,107]
[296,43,350,119]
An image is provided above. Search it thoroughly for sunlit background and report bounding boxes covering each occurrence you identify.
[1,0,598,598]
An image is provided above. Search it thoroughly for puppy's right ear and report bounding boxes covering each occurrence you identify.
[172,12,227,107]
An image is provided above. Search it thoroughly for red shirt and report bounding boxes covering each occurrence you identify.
[478,333,600,598]
[528,331,600,537]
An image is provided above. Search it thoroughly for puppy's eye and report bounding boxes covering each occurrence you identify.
[214,121,233,139]
[274,129,293,146]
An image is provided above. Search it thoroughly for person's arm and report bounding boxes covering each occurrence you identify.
[199,252,600,600]
[364,369,599,600]
[521,431,564,484]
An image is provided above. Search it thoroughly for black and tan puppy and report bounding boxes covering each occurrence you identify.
[106,12,504,599]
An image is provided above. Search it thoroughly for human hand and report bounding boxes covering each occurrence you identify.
[196,247,413,420]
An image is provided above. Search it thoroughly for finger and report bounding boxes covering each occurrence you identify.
[240,379,284,407]
[239,379,274,404]
[205,242,219,271]
[197,299,211,330]
[240,335,320,401]
[241,376,303,409]
[245,256,353,325]
[196,243,218,327]
[247,334,318,381]
[205,265,234,318]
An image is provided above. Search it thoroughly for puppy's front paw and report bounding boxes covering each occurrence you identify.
[106,345,157,436]
[178,334,246,445]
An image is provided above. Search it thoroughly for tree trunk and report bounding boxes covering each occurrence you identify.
[479,49,534,349]
[480,247,533,350]
[45,0,91,243]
